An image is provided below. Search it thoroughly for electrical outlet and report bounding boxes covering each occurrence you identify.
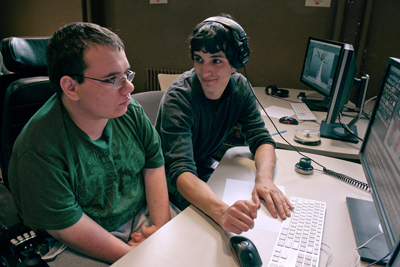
[150,0,167,4]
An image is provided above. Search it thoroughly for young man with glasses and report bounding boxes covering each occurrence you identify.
[156,14,293,235]
[8,22,177,266]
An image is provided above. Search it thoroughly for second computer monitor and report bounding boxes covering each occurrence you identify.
[301,37,362,143]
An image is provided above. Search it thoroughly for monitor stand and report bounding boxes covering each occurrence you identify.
[320,121,359,143]
[302,97,329,112]
[346,197,389,266]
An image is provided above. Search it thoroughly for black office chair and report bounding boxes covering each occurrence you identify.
[0,37,53,265]
[0,37,49,186]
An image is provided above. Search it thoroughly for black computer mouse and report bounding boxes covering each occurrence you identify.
[279,116,298,125]
[229,236,262,267]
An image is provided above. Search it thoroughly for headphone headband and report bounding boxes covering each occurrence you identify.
[203,16,247,39]
[202,16,250,69]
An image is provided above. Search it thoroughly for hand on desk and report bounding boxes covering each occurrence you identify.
[252,179,294,220]
[220,200,258,235]
[128,225,158,248]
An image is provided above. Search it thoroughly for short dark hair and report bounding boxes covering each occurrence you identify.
[189,14,246,68]
[46,22,125,94]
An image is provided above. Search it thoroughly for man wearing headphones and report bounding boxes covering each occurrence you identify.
[155,14,293,234]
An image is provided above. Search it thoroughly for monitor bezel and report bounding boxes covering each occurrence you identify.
[359,57,400,251]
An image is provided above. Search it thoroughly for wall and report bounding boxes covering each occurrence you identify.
[99,0,336,93]
[362,0,400,99]
[0,0,82,39]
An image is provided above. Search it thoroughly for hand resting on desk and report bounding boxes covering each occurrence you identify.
[128,225,158,247]
[252,178,294,220]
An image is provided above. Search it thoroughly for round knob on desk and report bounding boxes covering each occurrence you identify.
[294,158,314,175]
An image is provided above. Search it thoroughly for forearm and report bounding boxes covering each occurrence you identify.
[144,166,171,228]
[47,213,131,263]
[254,144,276,184]
[176,172,228,225]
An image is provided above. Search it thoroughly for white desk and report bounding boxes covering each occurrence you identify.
[111,147,372,267]
[252,87,372,161]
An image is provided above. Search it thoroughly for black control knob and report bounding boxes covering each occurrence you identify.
[294,158,314,175]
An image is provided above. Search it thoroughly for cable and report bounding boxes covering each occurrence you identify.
[364,96,377,107]
[365,252,391,267]
[242,66,370,192]
[42,244,68,260]
[321,243,333,267]
[338,113,364,142]
[322,168,370,192]
[353,233,390,266]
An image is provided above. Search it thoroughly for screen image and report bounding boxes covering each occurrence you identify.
[306,49,336,91]
[301,38,342,97]
[361,58,400,250]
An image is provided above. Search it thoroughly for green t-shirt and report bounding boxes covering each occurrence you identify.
[9,95,164,232]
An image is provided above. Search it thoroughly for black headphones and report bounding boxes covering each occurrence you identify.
[265,85,289,98]
[202,16,250,70]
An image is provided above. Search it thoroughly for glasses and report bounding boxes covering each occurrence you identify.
[75,70,135,89]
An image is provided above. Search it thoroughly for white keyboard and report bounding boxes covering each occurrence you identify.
[268,196,326,267]
[290,102,317,121]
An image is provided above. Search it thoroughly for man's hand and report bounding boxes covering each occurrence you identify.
[128,225,158,247]
[251,179,294,219]
[220,200,258,234]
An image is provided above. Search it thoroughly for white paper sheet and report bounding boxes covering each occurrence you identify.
[222,179,284,233]
[260,106,294,119]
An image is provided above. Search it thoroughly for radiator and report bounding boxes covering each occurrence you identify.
[146,68,183,91]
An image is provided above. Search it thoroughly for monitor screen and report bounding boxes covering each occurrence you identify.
[300,37,343,98]
[360,57,400,252]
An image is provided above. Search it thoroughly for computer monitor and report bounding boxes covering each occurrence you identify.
[300,37,343,110]
[300,37,369,143]
[359,57,400,263]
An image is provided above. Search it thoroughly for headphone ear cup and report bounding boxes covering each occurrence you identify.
[265,85,278,95]
[235,40,250,69]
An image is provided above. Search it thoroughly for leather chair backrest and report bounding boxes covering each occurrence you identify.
[1,37,48,73]
[0,37,51,186]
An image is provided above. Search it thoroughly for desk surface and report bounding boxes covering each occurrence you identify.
[252,87,373,161]
[111,147,372,267]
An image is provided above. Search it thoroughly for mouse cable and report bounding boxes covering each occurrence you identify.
[242,66,370,193]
